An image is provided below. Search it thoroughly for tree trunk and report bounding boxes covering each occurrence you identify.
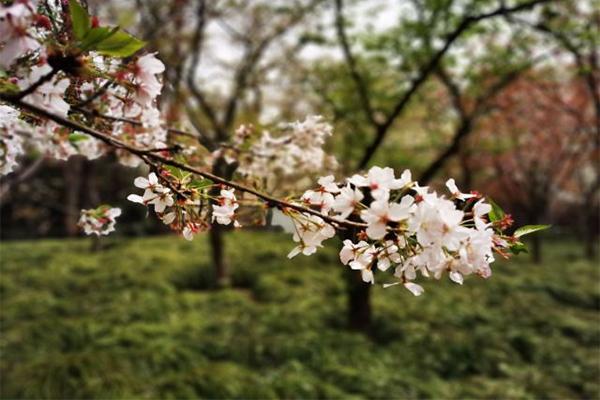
[584,203,598,260]
[527,197,544,264]
[63,157,83,237]
[84,160,102,252]
[584,231,597,260]
[210,224,230,287]
[208,157,237,287]
[531,235,542,264]
[341,228,371,332]
[346,269,371,331]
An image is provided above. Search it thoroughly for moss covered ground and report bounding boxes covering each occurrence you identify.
[1,232,598,399]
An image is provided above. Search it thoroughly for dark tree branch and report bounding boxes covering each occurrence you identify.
[0,157,45,203]
[220,0,323,135]
[419,56,540,184]
[357,0,555,169]
[334,0,378,127]
[6,68,57,100]
[527,20,600,146]
[186,0,223,140]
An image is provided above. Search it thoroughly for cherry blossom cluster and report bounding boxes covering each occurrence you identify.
[0,0,168,170]
[232,116,338,186]
[0,105,25,175]
[78,205,121,236]
[127,170,240,240]
[286,167,515,296]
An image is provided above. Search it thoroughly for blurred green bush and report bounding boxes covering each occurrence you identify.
[0,232,598,399]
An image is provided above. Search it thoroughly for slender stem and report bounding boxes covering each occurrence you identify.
[72,106,202,140]
[1,95,366,230]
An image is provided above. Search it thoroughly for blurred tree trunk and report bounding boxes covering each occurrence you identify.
[459,148,473,190]
[531,235,542,264]
[528,201,544,264]
[209,158,237,287]
[582,186,599,260]
[84,160,100,205]
[341,227,371,332]
[346,269,371,331]
[84,160,102,252]
[584,222,597,260]
[63,157,83,237]
[210,225,229,286]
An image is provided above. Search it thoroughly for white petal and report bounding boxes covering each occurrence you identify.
[366,222,387,240]
[134,177,149,188]
[449,271,464,285]
[161,212,176,224]
[287,246,302,259]
[153,200,166,213]
[127,194,144,204]
[404,282,424,296]
[361,269,374,284]
[148,172,158,185]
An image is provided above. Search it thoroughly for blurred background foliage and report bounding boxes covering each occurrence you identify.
[1,0,599,398]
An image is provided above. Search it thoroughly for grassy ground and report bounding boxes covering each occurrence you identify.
[1,232,599,399]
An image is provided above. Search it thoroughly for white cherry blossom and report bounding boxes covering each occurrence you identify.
[473,199,492,230]
[0,1,40,69]
[332,185,364,220]
[445,178,475,201]
[0,105,25,175]
[133,53,165,106]
[349,167,411,201]
[78,207,121,236]
[212,188,239,225]
[361,195,415,240]
[20,64,71,117]
[287,214,335,258]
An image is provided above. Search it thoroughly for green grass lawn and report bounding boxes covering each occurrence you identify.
[1,232,599,399]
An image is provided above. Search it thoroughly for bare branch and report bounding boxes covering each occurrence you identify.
[334,0,378,127]
[0,157,45,203]
[418,56,542,183]
[185,0,224,138]
[357,0,555,169]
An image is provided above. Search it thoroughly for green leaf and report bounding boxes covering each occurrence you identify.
[95,30,145,57]
[68,133,89,143]
[69,0,91,41]
[509,241,528,255]
[488,198,505,222]
[514,225,551,238]
[164,165,189,180]
[79,27,118,50]
[190,179,213,189]
[0,81,20,94]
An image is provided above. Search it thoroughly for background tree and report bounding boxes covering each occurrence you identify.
[88,0,329,285]
[471,72,597,263]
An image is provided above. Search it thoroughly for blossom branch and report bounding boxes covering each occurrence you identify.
[1,94,367,230]
[71,106,204,141]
